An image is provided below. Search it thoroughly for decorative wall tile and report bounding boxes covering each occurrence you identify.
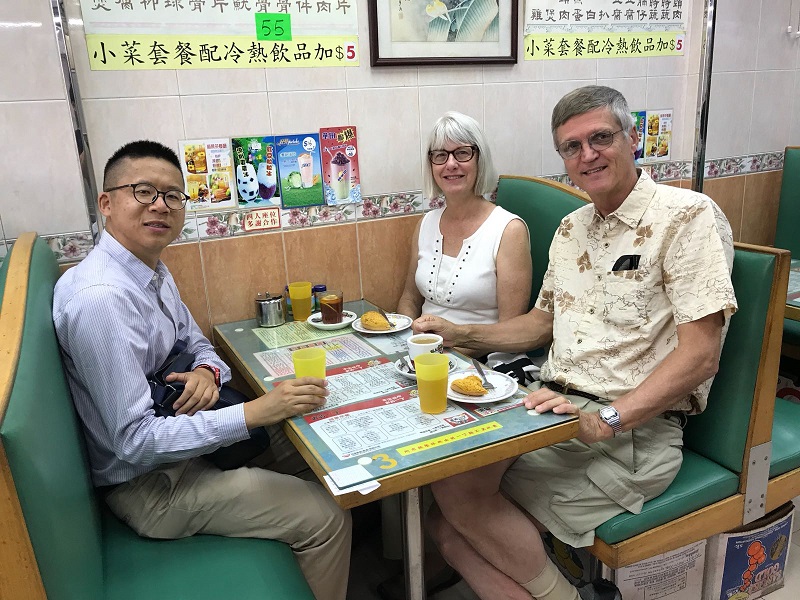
[196,212,245,239]
[425,195,446,211]
[281,204,356,229]
[174,213,198,244]
[42,232,94,263]
[356,192,423,220]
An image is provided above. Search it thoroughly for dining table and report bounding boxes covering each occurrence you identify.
[214,299,579,600]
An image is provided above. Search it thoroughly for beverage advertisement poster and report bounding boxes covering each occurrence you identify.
[276,133,325,209]
[179,138,238,212]
[320,126,361,205]
[632,109,673,165]
[231,136,281,208]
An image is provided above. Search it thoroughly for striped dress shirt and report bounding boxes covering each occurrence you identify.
[54,232,249,486]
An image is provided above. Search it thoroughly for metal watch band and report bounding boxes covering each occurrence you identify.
[599,406,623,436]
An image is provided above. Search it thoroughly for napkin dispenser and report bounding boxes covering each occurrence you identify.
[256,292,286,327]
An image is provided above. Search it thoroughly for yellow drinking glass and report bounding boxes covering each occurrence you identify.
[288,281,313,321]
[292,347,327,379]
[414,353,449,414]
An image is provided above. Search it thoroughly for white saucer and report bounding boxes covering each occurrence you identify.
[393,357,456,380]
[306,310,357,330]
[447,369,518,404]
[352,313,412,335]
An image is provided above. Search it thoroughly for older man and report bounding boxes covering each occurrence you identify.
[54,140,351,600]
[414,86,737,600]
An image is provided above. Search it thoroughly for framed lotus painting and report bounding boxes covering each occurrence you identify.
[368,0,518,66]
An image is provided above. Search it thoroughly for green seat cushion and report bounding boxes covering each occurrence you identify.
[774,148,800,257]
[103,509,315,600]
[595,450,739,544]
[769,397,800,478]
[784,318,800,347]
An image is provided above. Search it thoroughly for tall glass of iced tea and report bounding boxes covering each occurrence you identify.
[317,290,344,324]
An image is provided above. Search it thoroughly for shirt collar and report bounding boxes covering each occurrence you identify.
[97,231,168,290]
[592,169,656,229]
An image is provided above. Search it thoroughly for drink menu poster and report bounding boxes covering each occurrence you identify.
[231,136,281,208]
[179,138,238,212]
[320,126,361,205]
[276,133,324,209]
[633,109,673,164]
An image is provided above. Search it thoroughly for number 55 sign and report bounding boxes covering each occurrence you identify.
[256,13,292,41]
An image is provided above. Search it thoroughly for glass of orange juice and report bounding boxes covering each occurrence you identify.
[288,281,313,321]
[414,353,449,414]
[291,347,326,379]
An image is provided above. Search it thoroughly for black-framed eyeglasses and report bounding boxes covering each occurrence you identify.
[428,145,478,165]
[104,182,189,211]
[556,129,624,160]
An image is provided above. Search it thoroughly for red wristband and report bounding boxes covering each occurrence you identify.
[195,364,221,388]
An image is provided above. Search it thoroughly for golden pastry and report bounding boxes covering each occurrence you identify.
[451,375,488,396]
[360,310,391,331]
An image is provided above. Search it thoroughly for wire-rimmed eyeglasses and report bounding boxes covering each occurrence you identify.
[428,145,478,165]
[104,182,189,211]
[556,129,624,160]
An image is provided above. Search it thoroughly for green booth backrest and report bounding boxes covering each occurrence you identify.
[683,248,775,473]
[0,237,105,599]
[496,176,588,309]
[0,249,9,306]
[774,147,800,258]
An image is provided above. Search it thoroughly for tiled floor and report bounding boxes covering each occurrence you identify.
[347,496,800,600]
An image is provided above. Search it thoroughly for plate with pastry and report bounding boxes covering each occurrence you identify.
[447,369,518,404]
[352,311,412,334]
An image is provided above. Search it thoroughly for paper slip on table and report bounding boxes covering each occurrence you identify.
[214,300,579,600]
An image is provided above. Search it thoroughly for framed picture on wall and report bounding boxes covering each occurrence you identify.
[368,0,518,66]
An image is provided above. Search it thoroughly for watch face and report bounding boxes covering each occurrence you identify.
[600,407,616,419]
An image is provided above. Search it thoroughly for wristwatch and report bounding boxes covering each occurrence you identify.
[598,406,623,436]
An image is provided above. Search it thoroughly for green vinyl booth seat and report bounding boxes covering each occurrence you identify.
[775,147,800,346]
[769,397,800,478]
[0,233,315,600]
[494,176,787,564]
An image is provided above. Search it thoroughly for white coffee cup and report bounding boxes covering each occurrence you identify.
[407,334,444,363]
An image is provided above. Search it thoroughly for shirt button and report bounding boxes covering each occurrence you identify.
[604,242,609,248]
[589,308,595,314]
[577,338,583,344]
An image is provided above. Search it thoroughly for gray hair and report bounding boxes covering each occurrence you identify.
[551,86,635,146]
[424,111,498,200]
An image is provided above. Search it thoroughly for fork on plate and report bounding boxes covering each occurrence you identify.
[471,358,495,390]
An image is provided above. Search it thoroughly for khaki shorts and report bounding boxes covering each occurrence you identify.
[500,388,684,548]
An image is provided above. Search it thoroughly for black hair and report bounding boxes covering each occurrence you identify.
[103,140,182,188]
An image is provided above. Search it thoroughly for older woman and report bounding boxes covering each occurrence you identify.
[397,112,532,350]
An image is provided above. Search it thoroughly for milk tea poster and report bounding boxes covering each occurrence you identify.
[276,133,324,209]
[231,136,281,208]
[179,138,238,212]
[320,126,361,205]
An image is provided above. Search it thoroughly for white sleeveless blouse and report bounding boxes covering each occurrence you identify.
[415,205,525,325]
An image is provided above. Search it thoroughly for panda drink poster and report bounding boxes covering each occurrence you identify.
[179,138,238,212]
[320,126,361,205]
[276,133,324,209]
[231,136,281,208]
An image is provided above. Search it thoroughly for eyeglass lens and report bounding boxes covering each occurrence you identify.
[429,146,476,165]
[133,183,187,209]
[558,130,620,159]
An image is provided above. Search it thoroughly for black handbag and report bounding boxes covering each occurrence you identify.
[150,340,270,470]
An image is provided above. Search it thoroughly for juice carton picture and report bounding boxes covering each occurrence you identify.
[276,133,324,209]
[703,502,793,600]
[232,136,281,207]
[632,110,646,163]
[179,138,238,212]
[320,126,361,205]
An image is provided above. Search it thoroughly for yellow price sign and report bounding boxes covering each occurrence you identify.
[525,31,685,60]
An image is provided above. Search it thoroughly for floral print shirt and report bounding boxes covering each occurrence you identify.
[538,171,737,413]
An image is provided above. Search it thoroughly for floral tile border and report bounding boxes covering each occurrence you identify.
[42,231,94,263]
[281,203,356,229]
[355,192,424,220]
[704,152,784,179]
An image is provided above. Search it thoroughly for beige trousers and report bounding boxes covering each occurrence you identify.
[106,444,351,600]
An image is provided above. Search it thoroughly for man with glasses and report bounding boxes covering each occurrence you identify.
[53,140,351,600]
[413,86,737,600]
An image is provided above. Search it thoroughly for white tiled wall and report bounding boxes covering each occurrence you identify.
[1,0,798,241]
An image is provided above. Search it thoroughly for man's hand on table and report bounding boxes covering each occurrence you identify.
[524,387,613,444]
[167,368,219,416]
[244,377,329,428]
